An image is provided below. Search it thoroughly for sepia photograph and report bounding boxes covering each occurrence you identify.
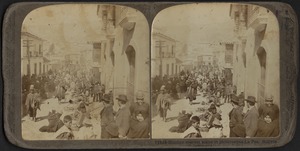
[21,4,150,140]
[151,3,280,139]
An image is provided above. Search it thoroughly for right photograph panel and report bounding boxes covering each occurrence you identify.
[151,3,280,139]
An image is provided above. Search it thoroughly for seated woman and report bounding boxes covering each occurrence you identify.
[169,110,192,133]
[206,104,223,138]
[182,116,201,138]
[127,111,150,139]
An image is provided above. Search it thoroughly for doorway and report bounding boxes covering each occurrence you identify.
[257,47,266,105]
[126,45,136,102]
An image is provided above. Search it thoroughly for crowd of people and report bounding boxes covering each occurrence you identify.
[22,67,150,140]
[153,64,280,138]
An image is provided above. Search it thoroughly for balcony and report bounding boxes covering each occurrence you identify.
[157,52,175,58]
[248,6,268,31]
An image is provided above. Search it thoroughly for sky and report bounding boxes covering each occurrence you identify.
[23,3,237,60]
[22,4,105,54]
[152,3,237,61]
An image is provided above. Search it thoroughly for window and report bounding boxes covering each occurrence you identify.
[39,62,41,74]
[172,63,174,75]
[166,64,169,76]
[34,63,37,75]
[257,47,266,105]
[43,64,45,73]
[171,45,175,57]
[39,44,42,56]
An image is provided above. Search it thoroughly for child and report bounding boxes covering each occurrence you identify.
[206,104,223,138]
[182,116,201,138]
[55,115,74,140]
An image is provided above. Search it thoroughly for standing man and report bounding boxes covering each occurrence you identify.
[115,94,131,139]
[256,95,279,137]
[243,96,259,138]
[229,96,246,137]
[155,85,171,122]
[93,82,100,102]
[100,94,118,139]
[25,85,39,121]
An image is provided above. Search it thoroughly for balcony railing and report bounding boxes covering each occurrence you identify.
[247,6,268,29]
[156,52,175,58]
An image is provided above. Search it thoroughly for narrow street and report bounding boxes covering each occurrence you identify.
[152,91,233,138]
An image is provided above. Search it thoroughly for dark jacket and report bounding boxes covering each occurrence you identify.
[243,106,259,137]
[229,106,246,137]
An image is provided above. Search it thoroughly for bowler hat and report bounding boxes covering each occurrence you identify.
[245,96,256,103]
[136,91,144,100]
[116,94,128,102]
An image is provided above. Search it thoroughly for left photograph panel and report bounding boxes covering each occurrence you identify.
[21,4,150,140]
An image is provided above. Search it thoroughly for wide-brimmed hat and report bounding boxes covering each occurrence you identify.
[136,91,144,100]
[245,96,256,103]
[116,94,128,102]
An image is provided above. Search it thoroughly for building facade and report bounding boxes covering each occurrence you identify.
[93,5,150,104]
[152,32,179,77]
[230,4,280,106]
[21,32,50,76]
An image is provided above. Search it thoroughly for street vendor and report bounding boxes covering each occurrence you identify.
[182,116,202,138]
[256,95,279,137]
[130,91,150,120]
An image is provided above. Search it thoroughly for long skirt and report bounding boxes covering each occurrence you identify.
[256,119,279,137]
[127,118,150,138]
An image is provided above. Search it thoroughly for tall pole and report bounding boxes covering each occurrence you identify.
[23,39,33,76]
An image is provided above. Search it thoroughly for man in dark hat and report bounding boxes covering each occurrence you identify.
[93,82,100,102]
[100,94,118,139]
[229,95,246,137]
[156,85,171,122]
[243,96,259,138]
[25,85,39,121]
[238,92,245,107]
[115,94,131,139]
[256,95,279,137]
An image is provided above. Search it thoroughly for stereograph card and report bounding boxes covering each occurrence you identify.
[2,1,298,149]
